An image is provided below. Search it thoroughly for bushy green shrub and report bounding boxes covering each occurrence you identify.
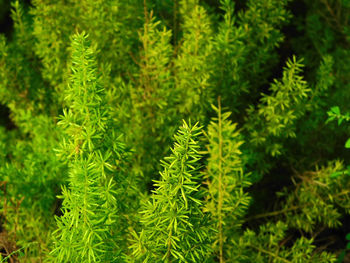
[0,0,349,262]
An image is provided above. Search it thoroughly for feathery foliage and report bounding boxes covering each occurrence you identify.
[51,32,131,263]
[0,0,349,262]
[203,100,250,262]
[130,121,212,262]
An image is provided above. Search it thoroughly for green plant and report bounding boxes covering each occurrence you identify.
[326,106,350,262]
[0,0,349,262]
[50,32,135,262]
[129,121,213,262]
[203,100,250,262]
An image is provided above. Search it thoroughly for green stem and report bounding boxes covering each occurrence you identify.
[217,97,224,263]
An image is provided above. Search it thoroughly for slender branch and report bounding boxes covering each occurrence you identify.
[249,244,292,263]
[217,96,224,263]
[245,205,300,222]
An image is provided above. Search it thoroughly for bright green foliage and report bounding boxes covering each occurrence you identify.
[0,2,65,256]
[50,32,131,262]
[245,56,309,157]
[203,101,251,262]
[233,221,337,263]
[327,106,350,126]
[0,118,62,261]
[30,0,142,106]
[0,0,349,262]
[130,121,212,262]
[174,0,214,122]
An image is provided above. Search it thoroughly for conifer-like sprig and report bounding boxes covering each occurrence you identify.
[245,56,310,156]
[51,32,126,263]
[130,121,212,262]
[203,99,251,262]
[175,0,213,121]
[211,0,247,114]
[127,7,177,184]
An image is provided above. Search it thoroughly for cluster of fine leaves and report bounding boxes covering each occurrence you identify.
[203,101,251,262]
[0,0,349,262]
[129,121,213,262]
[50,32,133,263]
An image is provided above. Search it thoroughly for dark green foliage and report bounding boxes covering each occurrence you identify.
[278,161,350,232]
[0,0,349,262]
[125,9,177,182]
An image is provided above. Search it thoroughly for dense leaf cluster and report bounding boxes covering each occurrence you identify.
[0,0,349,262]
